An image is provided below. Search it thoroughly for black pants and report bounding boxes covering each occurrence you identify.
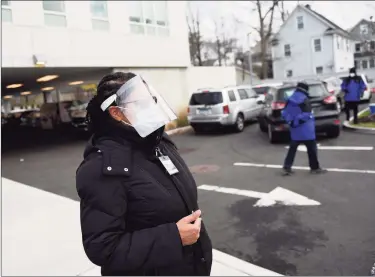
[283,140,320,170]
[345,101,359,124]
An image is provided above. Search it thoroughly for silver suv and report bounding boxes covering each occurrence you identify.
[187,86,262,133]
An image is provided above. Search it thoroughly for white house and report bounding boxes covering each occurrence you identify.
[271,4,355,80]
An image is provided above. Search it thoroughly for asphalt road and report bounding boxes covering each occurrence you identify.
[2,108,375,276]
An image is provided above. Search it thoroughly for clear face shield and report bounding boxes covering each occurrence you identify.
[100,75,177,138]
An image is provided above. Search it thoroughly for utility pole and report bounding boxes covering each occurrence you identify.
[247,32,253,86]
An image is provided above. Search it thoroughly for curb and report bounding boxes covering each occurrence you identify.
[213,249,283,276]
[166,126,192,136]
[343,108,375,133]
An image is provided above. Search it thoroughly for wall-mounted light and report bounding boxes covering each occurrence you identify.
[3,95,13,99]
[21,91,32,96]
[37,75,59,82]
[69,81,84,85]
[6,83,23,89]
[41,87,54,91]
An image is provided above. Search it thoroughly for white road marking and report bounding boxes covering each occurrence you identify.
[198,184,321,207]
[285,144,374,152]
[234,162,375,174]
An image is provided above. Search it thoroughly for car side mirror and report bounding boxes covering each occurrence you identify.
[256,100,265,105]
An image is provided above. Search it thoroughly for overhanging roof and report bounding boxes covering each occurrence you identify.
[1,67,112,97]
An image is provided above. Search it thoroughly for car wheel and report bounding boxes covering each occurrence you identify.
[234,114,245,132]
[192,126,204,134]
[268,124,279,143]
[326,126,340,138]
[259,119,268,132]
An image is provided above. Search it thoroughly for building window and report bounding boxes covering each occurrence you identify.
[286,70,293,77]
[362,60,368,69]
[370,59,375,68]
[355,43,361,52]
[360,24,368,35]
[297,16,304,29]
[314,38,322,52]
[284,44,291,57]
[316,66,323,74]
[370,41,375,51]
[1,0,12,22]
[128,1,169,36]
[43,1,66,27]
[90,1,109,31]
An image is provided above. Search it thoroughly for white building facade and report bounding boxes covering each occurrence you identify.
[2,0,190,67]
[271,4,354,80]
[1,0,192,112]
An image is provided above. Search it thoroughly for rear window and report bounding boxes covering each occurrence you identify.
[189,92,223,106]
[228,90,236,102]
[253,87,270,95]
[277,84,329,100]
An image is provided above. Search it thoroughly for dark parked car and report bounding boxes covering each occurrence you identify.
[257,80,341,143]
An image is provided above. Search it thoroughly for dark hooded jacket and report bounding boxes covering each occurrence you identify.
[341,68,366,102]
[282,89,315,141]
[76,126,212,276]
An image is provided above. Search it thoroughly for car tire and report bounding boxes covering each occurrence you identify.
[234,114,245,133]
[326,126,340,138]
[259,119,268,132]
[192,126,204,134]
[268,124,280,143]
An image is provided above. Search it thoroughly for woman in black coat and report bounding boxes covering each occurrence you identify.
[76,72,212,276]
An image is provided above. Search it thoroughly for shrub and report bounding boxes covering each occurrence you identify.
[175,109,189,128]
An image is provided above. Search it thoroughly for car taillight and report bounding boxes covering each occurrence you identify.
[271,102,286,110]
[333,119,341,125]
[223,105,230,114]
[187,107,190,113]
[323,95,337,104]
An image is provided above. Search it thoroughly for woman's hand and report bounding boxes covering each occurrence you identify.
[176,210,202,246]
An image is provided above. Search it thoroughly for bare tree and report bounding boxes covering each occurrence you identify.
[278,0,289,23]
[213,17,238,66]
[186,3,203,66]
[252,0,279,79]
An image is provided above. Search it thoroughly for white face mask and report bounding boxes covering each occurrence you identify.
[349,73,355,77]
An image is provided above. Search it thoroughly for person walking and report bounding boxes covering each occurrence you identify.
[76,72,212,276]
[281,82,327,176]
[341,67,366,124]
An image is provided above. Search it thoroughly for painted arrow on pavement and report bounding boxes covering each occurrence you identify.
[285,144,374,152]
[198,184,321,207]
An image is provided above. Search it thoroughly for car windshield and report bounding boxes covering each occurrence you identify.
[277,84,329,100]
[253,87,270,95]
[189,92,223,105]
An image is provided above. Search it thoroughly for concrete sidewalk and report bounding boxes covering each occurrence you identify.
[1,178,281,276]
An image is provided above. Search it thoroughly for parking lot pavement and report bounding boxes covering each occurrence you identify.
[2,116,375,275]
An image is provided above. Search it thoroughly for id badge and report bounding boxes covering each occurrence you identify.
[159,155,179,175]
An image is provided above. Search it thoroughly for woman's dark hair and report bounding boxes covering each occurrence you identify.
[86,71,136,134]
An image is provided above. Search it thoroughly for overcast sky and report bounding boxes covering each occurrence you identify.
[188,1,375,49]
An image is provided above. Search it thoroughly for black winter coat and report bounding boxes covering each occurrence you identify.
[76,129,213,276]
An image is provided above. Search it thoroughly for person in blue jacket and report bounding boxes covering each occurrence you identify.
[281,82,327,176]
[341,67,366,124]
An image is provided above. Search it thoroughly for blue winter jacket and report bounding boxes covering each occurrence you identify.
[281,89,316,141]
[340,77,366,102]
